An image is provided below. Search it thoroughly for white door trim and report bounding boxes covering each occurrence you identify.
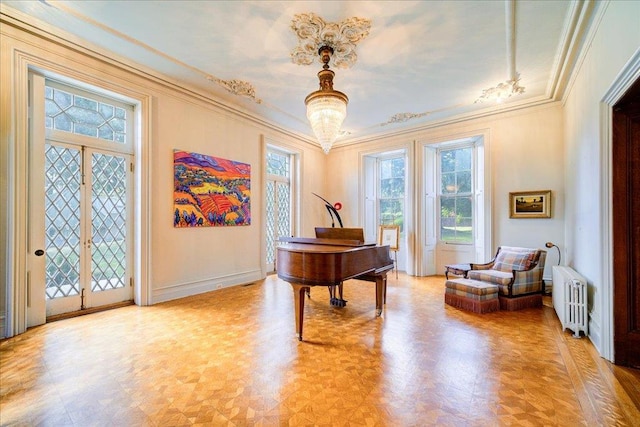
[6,49,152,337]
[598,49,640,362]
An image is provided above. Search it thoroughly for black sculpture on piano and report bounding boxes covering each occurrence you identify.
[312,193,343,228]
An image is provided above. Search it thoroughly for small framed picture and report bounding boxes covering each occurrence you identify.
[509,190,551,218]
[379,225,400,250]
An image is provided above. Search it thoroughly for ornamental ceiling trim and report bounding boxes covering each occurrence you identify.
[206,76,262,104]
[382,112,431,126]
[290,13,371,69]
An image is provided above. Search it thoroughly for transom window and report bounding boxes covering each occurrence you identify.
[266,150,290,177]
[45,81,129,144]
[439,147,473,243]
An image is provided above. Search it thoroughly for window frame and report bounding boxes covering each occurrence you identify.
[376,152,407,235]
[437,144,475,245]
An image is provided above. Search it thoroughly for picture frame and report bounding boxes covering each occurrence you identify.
[379,225,400,250]
[173,149,251,227]
[509,190,551,218]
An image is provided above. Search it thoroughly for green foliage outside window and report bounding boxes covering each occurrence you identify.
[440,148,473,243]
[379,157,405,232]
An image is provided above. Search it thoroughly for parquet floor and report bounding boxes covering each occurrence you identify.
[1,274,639,426]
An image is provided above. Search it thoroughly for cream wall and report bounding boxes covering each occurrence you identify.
[327,103,565,278]
[562,0,640,360]
[487,105,564,250]
[150,95,264,301]
[0,14,326,336]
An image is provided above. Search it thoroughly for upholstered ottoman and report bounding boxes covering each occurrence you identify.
[445,278,500,313]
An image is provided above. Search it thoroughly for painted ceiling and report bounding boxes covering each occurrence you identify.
[2,1,590,147]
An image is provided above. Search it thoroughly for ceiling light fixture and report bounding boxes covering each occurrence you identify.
[476,0,525,103]
[304,46,349,154]
[477,75,525,103]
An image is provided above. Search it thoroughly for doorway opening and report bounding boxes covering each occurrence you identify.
[28,75,135,323]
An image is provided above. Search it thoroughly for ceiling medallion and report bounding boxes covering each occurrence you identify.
[207,76,262,104]
[290,13,371,69]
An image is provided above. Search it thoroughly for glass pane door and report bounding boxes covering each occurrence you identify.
[91,152,127,293]
[44,143,82,306]
[45,142,132,316]
[265,149,292,271]
[265,179,291,271]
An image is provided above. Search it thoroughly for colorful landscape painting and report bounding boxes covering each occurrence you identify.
[173,150,250,227]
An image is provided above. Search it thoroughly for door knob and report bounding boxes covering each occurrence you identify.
[35,249,44,256]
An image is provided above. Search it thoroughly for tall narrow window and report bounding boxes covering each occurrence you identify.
[378,155,406,232]
[265,148,292,271]
[439,147,473,243]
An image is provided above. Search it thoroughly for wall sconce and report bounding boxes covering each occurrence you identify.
[545,242,561,265]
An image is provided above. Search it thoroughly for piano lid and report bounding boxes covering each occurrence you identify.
[278,236,375,248]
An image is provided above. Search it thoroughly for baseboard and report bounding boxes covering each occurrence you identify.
[0,311,5,339]
[588,316,602,356]
[152,269,263,304]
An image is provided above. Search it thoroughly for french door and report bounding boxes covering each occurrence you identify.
[27,74,134,322]
[265,148,292,272]
[40,141,133,316]
[265,179,291,271]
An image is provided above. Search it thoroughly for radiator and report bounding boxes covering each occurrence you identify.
[552,266,588,338]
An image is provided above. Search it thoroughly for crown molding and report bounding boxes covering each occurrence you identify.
[547,0,601,102]
[334,96,561,148]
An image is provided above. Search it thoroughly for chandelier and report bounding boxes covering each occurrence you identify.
[304,46,348,154]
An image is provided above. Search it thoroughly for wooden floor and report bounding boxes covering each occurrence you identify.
[1,274,639,426]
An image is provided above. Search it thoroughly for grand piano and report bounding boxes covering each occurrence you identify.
[276,227,394,341]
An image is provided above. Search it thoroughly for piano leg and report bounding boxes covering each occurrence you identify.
[383,275,387,304]
[375,275,387,317]
[291,283,309,341]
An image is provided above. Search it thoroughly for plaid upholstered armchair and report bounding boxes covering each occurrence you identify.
[467,246,546,310]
